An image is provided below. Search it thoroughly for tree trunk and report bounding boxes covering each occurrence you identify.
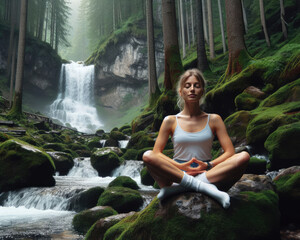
[202,0,208,43]
[6,0,16,79]
[190,0,195,45]
[241,0,248,33]
[9,37,17,108]
[185,0,190,49]
[113,0,116,31]
[9,0,28,117]
[280,0,288,40]
[259,0,271,47]
[179,0,186,58]
[225,0,250,76]
[44,3,49,42]
[37,0,46,40]
[177,1,182,47]
[146,0,160,104]
[207,0,215,59]
[217,0,226,54]
[162,0,183,90]
[196,0,209,72]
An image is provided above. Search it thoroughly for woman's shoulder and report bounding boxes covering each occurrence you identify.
[208,113,224,124]
[163,115,177,124]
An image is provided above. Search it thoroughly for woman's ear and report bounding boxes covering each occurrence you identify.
[178,88,182,96]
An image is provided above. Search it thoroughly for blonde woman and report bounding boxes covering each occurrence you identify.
[143,69,250,208]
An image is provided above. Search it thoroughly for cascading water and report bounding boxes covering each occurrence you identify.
[49,62,102,134]
[0,157,156,239]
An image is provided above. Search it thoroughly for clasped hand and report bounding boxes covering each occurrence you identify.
[178,157,207,176]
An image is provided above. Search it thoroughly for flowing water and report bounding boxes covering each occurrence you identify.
[0,158,156,239]
[49,62,102,134]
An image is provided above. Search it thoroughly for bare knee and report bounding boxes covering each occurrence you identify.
[236,151,250,166]
[142,150,155,165]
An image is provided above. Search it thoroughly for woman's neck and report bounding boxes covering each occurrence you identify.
[181,103,203,117]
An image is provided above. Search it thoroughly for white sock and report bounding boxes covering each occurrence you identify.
[180,172,230,208]
[157,183,189,201]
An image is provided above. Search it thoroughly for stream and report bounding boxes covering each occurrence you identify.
[0,158,157,239]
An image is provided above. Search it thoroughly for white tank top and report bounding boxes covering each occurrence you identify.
[172,114,214,161]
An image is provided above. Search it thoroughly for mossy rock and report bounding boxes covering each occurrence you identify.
[96,129,105,137]
[47,151,74,175]
[127,131,155,150]
[225,111,252,144]
[68,187,105,212]
[38,133,63,143]
[246,101,300,146]
[97,187,143,213]
[137,147,152,160]
[260,78,300,107]
[19,135,40,146]
[131,111,155,133]
[235,92,261,111]
[91,148,122,177]
[108,176,139,190]
[69,143,89,152]
[0,139,55,192]
[122,148,138,160]
[72,206,117,234]
[120,125,132,135]
[245,157,267,174]
[273,166,300,224]
[103,189,279,240]
[104,138,119,147]
[162,149,174,159]
[140,167,155,186]
[110,130,127,141]
[42,142,68,152]
[264,122,300,170]
[87,137,102,150]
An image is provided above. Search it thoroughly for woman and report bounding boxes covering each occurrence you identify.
[143,69,250,208]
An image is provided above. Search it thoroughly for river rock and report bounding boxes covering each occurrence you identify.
[0,139,55,192]
[68,187,105,212]
[85,212,136,240]
[127,131,155,149]
[108,176,139,190]
[273,166,300,224]
[91,148,122,177]
[101,174,280,240]
[97,187,143,213]
[47,151,74,175]
[72,206,117,234]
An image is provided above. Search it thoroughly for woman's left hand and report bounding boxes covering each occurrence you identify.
[185,157,208,176]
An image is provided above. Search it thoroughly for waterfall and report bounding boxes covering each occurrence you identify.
[49,62,102,133]
[112,160,144,184]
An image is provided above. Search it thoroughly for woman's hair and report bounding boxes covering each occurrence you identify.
[177,68,206,110]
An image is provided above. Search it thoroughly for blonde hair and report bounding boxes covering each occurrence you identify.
[177,68,206,110]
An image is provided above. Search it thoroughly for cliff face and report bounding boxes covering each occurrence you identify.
[87,27,164,111]
[0,24,62,111]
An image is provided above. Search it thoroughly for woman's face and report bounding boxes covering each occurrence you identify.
[179,75,203,103]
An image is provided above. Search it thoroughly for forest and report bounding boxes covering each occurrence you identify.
[0,0,300,239]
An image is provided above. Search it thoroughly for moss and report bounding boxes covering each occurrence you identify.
[264,122,300,169]
[245,157,267,174]
[110,131,127,141]
[127,131,155,150]
[72,206,117,234]
[140,167,155,186]
[108,176,139,190]
[0,132,11,143]
[97,187,143,213]
[162,149,173,159]
[0,139,55,191]
[122,149,138,160]
[235,92,261,111]
[87,137,102,150]
[42,143,68,152]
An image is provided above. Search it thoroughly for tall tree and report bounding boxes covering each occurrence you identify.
[241,0,248,33]
[207,0,215,59]
[280,0,288,40]
[9,0,28,117]
[225,0,250,77]
[196,0,209,72]
[179,0,186,58]
[217,0,226,54]
[190,0,195,45]
[202,0,208,43]
[162,0,183,90]
[146,0,160,104]
[259,0,271,47]
[185,0,190,48]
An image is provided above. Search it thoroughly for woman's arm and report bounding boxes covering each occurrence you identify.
[209,114,235,167]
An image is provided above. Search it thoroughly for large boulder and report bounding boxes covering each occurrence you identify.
[91,148,123,177]
[273,166,300,224]
[97,187,143,213]
[47,151,74,175]
[72,206,117,234]
[264,122,300,170]
[68,187,105,212]
[127,131,155,150]
[0,139,55,192]
[102,174,280,240]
